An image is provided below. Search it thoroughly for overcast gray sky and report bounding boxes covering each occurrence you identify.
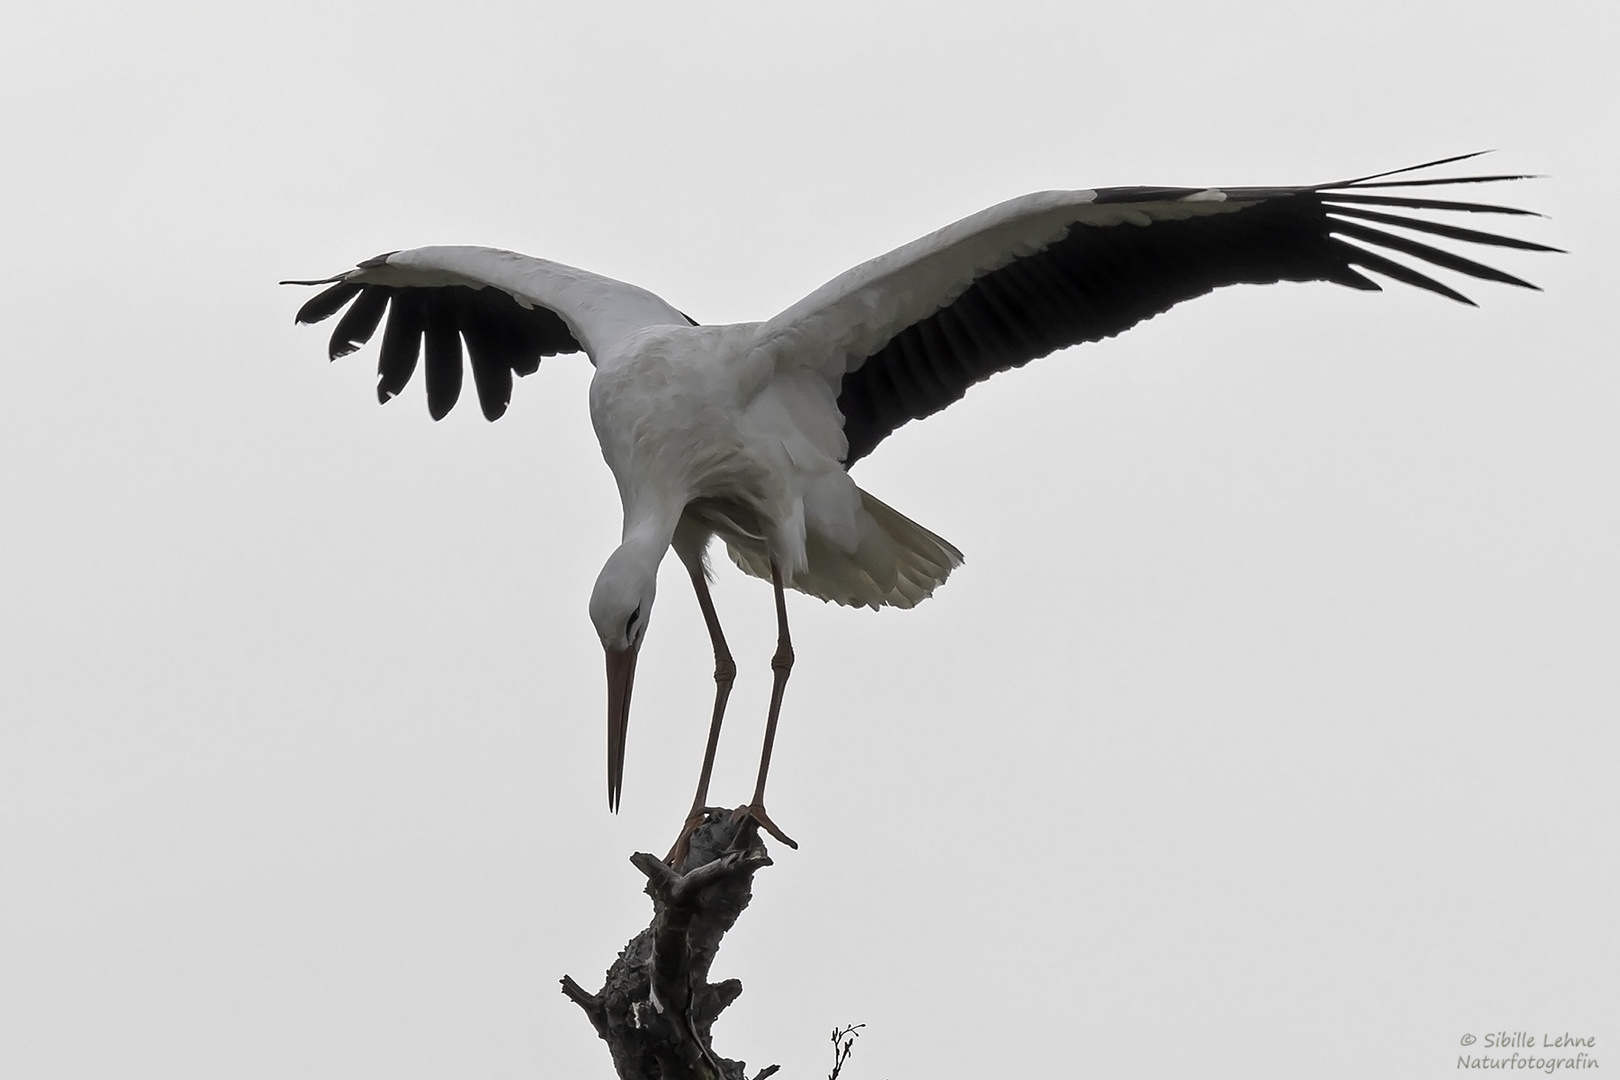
[2,2,1615,1077]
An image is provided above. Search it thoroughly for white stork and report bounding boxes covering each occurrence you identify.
[284,153,1555,857]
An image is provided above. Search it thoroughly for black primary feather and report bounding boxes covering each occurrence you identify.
[422,291,464,421]
[329,286,391,360]
[376,291,426,404]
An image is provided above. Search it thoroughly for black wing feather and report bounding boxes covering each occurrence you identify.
[377,291,426,402]
[330,286,391,360]
[837,163,1553,465]
[422,292,464,420]
[469,342,515,421]
[1319,192,1541,216]
[1346,173,1536,189]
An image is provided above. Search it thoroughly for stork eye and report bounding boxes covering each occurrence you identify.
[625,605,643,638]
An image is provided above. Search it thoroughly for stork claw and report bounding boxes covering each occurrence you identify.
[664,808,725,870]
[729,803,798,850]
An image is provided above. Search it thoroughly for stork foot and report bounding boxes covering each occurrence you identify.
[729,802,798,851]
[664,807,728,870]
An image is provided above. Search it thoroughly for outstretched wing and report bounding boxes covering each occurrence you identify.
[757,154,1560,466]
[284,246,693,420]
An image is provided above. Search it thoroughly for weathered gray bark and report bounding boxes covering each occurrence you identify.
[561,809,780,1080]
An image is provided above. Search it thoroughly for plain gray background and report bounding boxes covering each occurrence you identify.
[2,2,1614,1077]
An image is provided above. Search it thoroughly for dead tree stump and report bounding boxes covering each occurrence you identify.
[561,808,780,1080]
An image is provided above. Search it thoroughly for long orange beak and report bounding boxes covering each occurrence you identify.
[605,643,640,812]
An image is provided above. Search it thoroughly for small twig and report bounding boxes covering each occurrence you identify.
[828,1023,865,1080]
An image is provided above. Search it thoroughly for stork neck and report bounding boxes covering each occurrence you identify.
[616,501,683,571]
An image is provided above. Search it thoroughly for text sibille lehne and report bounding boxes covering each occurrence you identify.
[1459,1032,1599,1073]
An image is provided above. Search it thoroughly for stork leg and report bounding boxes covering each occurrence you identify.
[732,562,799,850]
[665,565,737,867]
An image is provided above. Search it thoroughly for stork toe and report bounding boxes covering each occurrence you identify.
[729,802,798,850]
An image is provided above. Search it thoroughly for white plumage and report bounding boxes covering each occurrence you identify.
[285,153,1554,857]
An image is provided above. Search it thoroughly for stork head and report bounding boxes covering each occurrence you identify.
[589,544,660,813]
